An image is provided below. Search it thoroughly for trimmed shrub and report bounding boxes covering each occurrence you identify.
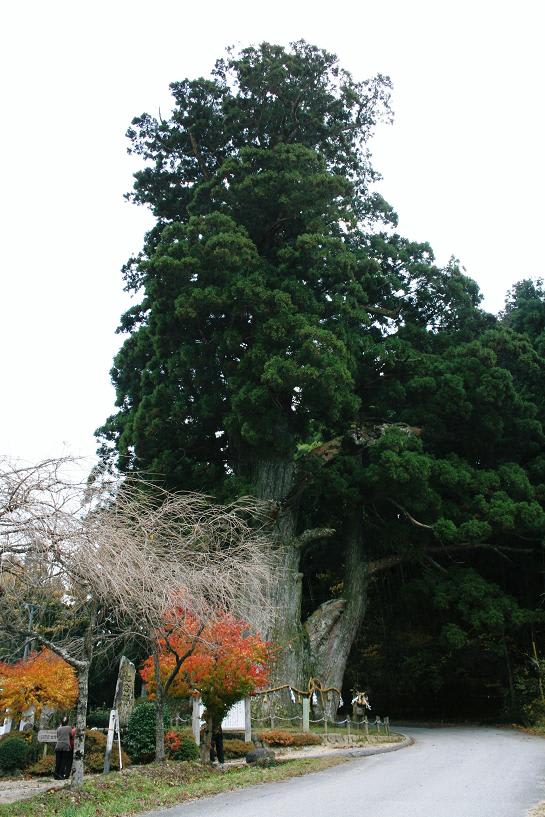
[289,732,322,746]
[27,755,55,776]
[84,729,108,752]
[85,748,131,773]
[224,739,254,759]
[165,730,199,761]
[82,729,131,771]
[87,709,111,728]
[126,702,169,763]
[257,730,321,747]
[0,736,31,771]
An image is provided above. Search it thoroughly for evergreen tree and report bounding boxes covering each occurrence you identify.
[99,43,545,715]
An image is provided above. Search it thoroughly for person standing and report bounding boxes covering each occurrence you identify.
[54,716,73,780]
[210,722,224,767]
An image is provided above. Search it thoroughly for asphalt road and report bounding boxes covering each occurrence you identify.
[142,726,545,817]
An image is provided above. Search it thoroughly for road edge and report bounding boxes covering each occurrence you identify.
[336,734,414,758]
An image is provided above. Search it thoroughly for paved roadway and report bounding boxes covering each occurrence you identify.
[142,726,545,817]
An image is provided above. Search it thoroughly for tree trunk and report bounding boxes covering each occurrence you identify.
[304,512,368,718]
[71,603,95,788]
[252,460,369,723]
[253,460,308,710]
[152,642,165,762]
[71,662,89,787]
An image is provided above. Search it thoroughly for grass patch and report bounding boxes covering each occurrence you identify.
[528,804,545,816]
[0,756,348,817]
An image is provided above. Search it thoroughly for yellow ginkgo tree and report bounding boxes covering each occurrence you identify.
[0,648,77,723]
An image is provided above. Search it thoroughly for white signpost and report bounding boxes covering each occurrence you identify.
[37,729,58,743]
[103,709,122,774]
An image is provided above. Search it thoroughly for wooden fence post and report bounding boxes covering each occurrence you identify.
[244,697,252,743]
[192,696,201,746]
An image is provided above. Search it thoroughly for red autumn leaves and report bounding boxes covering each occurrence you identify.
[140,613,273,717]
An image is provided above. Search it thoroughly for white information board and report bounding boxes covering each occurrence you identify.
[222,699,245,730]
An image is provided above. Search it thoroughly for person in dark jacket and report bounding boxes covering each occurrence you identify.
[54,717,73,779]
[210,722,224,766]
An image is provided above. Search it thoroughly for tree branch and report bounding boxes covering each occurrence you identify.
[1,623,87,670]
[294,528,336,549]
[386,498,433,530]
[163,623,205,695]
[362,304,401,319]
[367,541,534,576]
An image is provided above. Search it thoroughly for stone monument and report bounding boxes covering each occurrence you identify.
[113,656,136,727]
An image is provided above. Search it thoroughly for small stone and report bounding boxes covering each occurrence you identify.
[246,747,276,766]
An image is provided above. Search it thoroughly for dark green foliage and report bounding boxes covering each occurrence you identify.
[98,39,545,722]
[87,709,111,728]
[98,40,464,488]
[126,702,169,763]
[345,562,543,722]
[125,41,393,226]
[503,279,545,349]
[523,698,545,726]
[0,736,31,771]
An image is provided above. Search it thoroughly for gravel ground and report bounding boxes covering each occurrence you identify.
[0,778,67,805]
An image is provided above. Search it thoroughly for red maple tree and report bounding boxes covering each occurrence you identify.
[142,614,272,711]
[141,612,273,758]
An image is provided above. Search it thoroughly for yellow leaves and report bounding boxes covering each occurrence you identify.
[0,648,77,719]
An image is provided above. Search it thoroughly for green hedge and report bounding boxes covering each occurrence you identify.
[126,702,169,763]
[87,709,111,728]
[0,736,31,771]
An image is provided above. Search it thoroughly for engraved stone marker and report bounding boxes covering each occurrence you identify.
[113,656,136,727]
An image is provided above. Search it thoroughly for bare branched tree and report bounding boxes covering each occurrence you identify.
[0,457,99,787]
[0,459,277,776]
[79,483,276,760]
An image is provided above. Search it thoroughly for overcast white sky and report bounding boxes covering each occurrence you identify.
[1,0,543,465]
